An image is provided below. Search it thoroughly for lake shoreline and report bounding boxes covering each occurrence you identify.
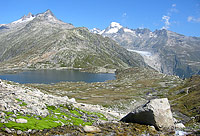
[0,67,116,75]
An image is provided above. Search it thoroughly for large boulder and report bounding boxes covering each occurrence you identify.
[120,98,174,131]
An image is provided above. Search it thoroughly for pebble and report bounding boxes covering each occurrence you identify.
[16,118,28,123]
[17,130,23,135]
[83,125,101,133]
[1,119,6,123]
[5,128,12,133]
[175,123,185,129]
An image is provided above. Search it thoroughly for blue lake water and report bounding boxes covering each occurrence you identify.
[0,69,115,84]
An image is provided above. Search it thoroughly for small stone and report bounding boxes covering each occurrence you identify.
[12,114,17,118]
[28,129,32,133]
[149,125,156,131]
[69,98,76,103]
[31,129,37,134]
[9,117,15,122]
[83,125,101,133]
[16,118,27,123]
[0,112,6,118]
[175,123,185,129]
[17,130,22,135]
[173,118,178,123]
[1,119,6,123]
[5,128,12,133]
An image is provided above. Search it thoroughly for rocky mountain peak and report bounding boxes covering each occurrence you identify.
[21,12,35,21]
[43,9,55,17]
[35,9,58,22]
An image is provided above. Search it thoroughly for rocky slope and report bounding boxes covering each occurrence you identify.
[0,79,122,135]
[0,10,146,73]
[0,78,175,136]
[91,22,200,78]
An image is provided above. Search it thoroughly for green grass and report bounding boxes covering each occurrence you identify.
[19,102,27,106]
[16,98,28,106]
[4,115,61,131]
[0,104,107,131]
[70,110,82,117]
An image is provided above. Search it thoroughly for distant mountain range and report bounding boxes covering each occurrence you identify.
[0,10,146,73]
[91,22,200,78]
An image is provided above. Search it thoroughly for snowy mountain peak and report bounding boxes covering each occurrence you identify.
[12,13,35,24]
[103,22,123,34]
[21,13,34,21]
[110,22,122,29]
[90,28,102,34]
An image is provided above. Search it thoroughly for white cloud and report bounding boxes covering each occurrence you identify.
[187,16,200,23]
[187,16,193,22]
[162,15,170,29]
[161,4,178,29]
[169,4,178,14]
[172,4,176,7]
[121,12,128,25]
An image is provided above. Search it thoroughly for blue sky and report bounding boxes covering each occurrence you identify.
[0,0,200,36]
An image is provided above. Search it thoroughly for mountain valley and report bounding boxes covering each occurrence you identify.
[91,22,200,78]
[0,9,200,135]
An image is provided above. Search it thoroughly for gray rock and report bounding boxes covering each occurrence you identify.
[83,125,101,133]
[16,118,27,123]
[12,114,17,118]
[175,123,185,129]
[68,98,76,103]
[1,119,7,123]
[17,130,23,135]
[5,127,12,133]
[120,98,174,131]
[0,112,6,118]
[9,117,15,122]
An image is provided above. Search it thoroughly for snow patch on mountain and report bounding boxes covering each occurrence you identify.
[90,28,102,34]
[127,49,152,57]
[123,28,134,33]
[12,13,35,24]
[128,49,162,72]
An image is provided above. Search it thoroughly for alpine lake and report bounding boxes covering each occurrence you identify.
[0,69,116,84]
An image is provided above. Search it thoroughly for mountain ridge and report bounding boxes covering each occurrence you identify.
[0,10,146,73]
[91,22,200,78]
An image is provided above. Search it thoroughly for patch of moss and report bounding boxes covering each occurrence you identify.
[77,108,108,121]
[16,98,27,106]
[70,110,82,117]
[0,104,100,131]
[4,115,61,131]
[5,111,13,116]
[19,102,27,106]
[16,98,22,102]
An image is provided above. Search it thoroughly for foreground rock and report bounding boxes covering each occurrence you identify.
[83,125,101,133]
[120,98,175,131]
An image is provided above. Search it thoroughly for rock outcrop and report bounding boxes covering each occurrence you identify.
[120,98,174,131]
